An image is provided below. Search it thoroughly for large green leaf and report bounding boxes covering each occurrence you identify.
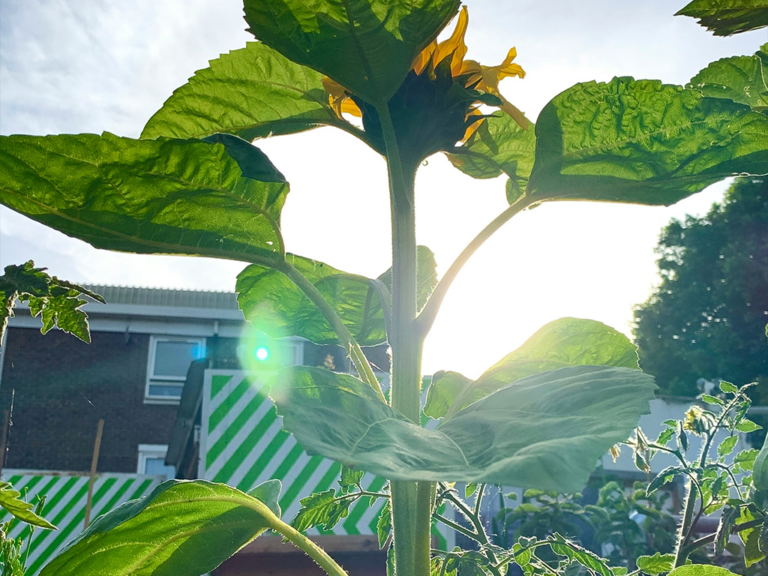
[526,77,768,206]
[237,246,436,346]
[273,365,655,491]
[0,133,288,263]
[424,318,640,420]
[446,115,536,204]
[689,43,768,111]
[242,0,460,104]
[142,42,356,141]
[39,480,281,576]
[676,0,768,36]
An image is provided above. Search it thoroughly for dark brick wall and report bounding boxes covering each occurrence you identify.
[0,328,178,473]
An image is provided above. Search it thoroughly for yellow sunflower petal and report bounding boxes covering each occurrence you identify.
[499,96,530,130]
[339,98,362,118]
[413,40,437,75]
[322,76,347,99]
[462,108,485,142]
[434,6,469,74]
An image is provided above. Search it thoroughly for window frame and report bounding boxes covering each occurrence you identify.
[137,444,176,479]
[145,335,206,404]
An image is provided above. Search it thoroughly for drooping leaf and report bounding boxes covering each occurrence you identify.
[142,43,360,141]
[0,133,288,263]
[635,552,675,575]
[236,246,437,346]
[526,77,768,205]
[647,466,685,496]
[291,489,351,533]
[446,115,537,204]
[737,505,766,567]
[668,567,739,576]
[715,507,739,558]
[676,0,768,36]
[424,317,639,419]
[0,482,55,529]
[242,0,460,104]
[689,43,768,111]
[237,253,387,346]
[274,365,655,491]
[0,261,103,344]
[548,534,612,576]
[39,480,281,576]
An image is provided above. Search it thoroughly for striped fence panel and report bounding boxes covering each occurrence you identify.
[200,370,453,547]
[0,470,164,575]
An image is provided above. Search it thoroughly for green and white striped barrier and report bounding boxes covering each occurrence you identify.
[0,470,164,575]
[200,370,453,546]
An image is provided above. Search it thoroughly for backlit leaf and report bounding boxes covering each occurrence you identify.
[273,365,655,492]
[0,482,55,529]
[377,500,392,548]
[291,489,351,532]
[676,0,768,36]
[40,480,281,576]
[647,466,685,495]
[424,317,639,419]
[142,43,360,141]
[527,77,768,205]
[243,0,460,104]
[689,43,768,111]
[0,133,288,263]
[719,435,739,457]
[237,246,437,346]
[636,553,675,575]
[668,568,739,576]
[446,115,536,204]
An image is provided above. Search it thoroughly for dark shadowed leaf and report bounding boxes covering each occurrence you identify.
[527,77,768,205]
[237,246,436,346]
[647,466,685,495]
[424,317,639,419]
[689,44,768,111]
[273,365,655,492]
[446,115,536,204]
[0,133,288,263]
[676,0,768,36]
[242,0,459,104]
[142,43,360,141]
[0,482,55,529]
[39,480,281,576]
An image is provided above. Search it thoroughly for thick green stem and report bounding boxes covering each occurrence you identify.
[377,103,430,576]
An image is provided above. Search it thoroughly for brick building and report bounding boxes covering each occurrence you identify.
[0,285,390,575]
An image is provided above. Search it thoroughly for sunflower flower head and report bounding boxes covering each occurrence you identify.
[322,7,527,164]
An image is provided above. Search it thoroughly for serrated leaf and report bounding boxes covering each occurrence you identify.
[446,114,536,203]
[0,482,55,529]
[377,500,391,549]
[291,489,351,533]
[339,466,365,493]
[548,534,612,576]
[636,552,675,575]
[720,381,740,394]
[424,317,640,419]
[716,507,739,558]
[702,394,725,405]
[737,419,762,433]
[142,43,358,142]
[243,0,460,104]
[39,480,280,576]
[689,43,768,111]
[0,133,288,264]
[527,77,768,205]
[465,482,478,499]
[647,466,685,495]
[719,435,740,457]
[273,365,655,492]
[735,448,759,472]
[656,427,675,446]
[676,0,768,36]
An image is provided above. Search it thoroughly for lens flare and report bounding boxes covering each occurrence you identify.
[255,346,270,361]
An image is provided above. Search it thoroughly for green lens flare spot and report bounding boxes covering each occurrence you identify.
[255,347,270,361]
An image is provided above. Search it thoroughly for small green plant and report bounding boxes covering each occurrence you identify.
[0,484,54,576]
[0,0,766,575]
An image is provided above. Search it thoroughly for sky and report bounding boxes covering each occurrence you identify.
[1,0,766,378]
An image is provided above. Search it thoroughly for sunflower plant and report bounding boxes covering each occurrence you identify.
[1,0,768,575]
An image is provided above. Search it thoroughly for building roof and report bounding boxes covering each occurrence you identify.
[83,285,239,310]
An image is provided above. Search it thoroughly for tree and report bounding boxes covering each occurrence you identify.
[634,177,768,401]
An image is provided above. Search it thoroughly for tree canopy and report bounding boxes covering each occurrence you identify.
[634,177,768,401]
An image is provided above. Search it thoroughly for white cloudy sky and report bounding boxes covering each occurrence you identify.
[1,0,766,377]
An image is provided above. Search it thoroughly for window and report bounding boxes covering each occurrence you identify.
[137,444,176,480]
[146,336,206,403]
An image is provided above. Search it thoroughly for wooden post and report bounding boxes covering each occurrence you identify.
[84,419,104,528]
[0,410,10,477]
